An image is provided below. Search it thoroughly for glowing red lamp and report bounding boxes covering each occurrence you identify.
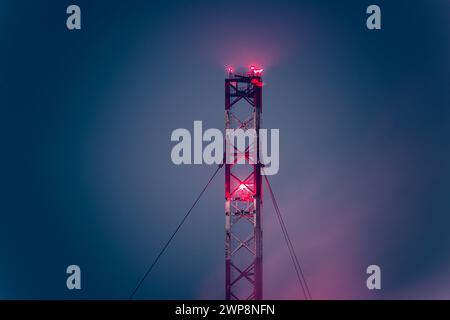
[249,65,263,76]
[238,183,247,191]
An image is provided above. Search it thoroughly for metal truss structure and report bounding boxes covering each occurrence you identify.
[225,67,263,300]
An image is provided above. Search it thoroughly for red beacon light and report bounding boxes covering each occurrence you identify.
[253,68,263,76]
[227,67,234,75]
[238,183,252,201]
[238,183,248,191]
[251,78,263,87]
[249,65,263,76]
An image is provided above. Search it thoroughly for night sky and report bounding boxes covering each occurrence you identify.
[1,0,449,299]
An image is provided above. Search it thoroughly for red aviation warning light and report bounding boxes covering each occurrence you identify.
[249,65,264,87]
[238,183,247,191]
[237,183,252,202]
[249,65,263,76]
[251,78,263,87]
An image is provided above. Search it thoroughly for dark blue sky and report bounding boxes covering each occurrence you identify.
[1,0,449,299]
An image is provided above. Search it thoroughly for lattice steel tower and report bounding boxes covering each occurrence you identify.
[225,66,263,300]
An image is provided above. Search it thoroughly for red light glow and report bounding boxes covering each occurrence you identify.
[249,65,263,76]
[251,78,263,87]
